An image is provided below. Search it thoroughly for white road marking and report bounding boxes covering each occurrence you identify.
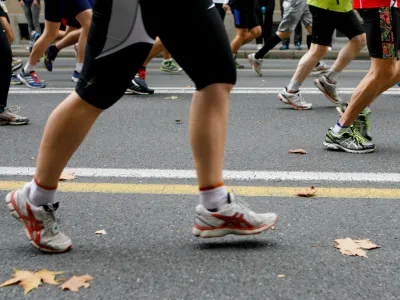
[1,167,400,182]
[9,87,400,95]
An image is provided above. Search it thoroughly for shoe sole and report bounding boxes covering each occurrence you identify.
[192,216,278,238]
[314,79,339,104]
[12,62,23,72]
[126,89,155,95]
[71,77,79,83]
[17,73,46,89]
[323,141,375,153]
[5,191,72,253]
[160,69,183,73]
[247,56,262,77]
[277,94,312,110]
[311,69,329,76]
[0,120,29,125]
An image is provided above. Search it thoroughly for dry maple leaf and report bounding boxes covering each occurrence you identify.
[59,172,77,181]
[296,186,317,197]
[288,149,307,154]
[34,270,64,285]
[95,229,107,235]
[334,238,379,258]
[165,96,178,100]
[278,274,285,278]
[0,270,42,295]
[61,275,94,292]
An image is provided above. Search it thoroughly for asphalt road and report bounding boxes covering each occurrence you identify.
[1,58,400,300]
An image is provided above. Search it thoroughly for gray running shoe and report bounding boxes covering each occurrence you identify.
[324,126,375,153]
[314,75,342,104]
[278,88,312,110]
[0,107,29,125]
[248,53,263,76]
[311,61,329,75]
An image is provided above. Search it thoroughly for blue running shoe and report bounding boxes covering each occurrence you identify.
[71,70,80,83]
[295,42,302,50]
[280,44,289,50]
[29,31,41,53]
[18,70,46,88]
[43,45,59,72]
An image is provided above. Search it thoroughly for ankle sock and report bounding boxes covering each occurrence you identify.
[332,121,349,135]
[75,63,83,73]
[29,179,57,207]
[255,34,281,60]
[325,69,339,83]
[287,79,301,92]
[24,63,35,73]
[199,184,228,212]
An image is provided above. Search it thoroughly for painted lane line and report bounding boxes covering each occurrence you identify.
[0,181,399,198]
[1,167,400,183]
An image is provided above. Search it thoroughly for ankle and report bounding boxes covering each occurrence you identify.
[29,178,57,207]
[199,183,228,211]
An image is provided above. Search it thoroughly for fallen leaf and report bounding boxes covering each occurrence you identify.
[334,238,380,258]
[61,275,94,292]
[34,270,64,285]
[278,274,285,278]
[59,172,77,181]
[175,119,181,124]
[165,96,178,100]
[296,186,317,197]
[288,149,307,154]
[95,229,107,235]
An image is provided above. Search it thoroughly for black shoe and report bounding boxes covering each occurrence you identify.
[125,68,154,95]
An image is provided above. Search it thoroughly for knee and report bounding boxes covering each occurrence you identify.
[351,33,367,49]
[308,44,328,59]
[77,10,92,30]
[235,31,247,40]
[251,26,262,38]
[43,27,59,42]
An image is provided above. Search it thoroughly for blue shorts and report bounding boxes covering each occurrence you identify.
[44,0,92,23]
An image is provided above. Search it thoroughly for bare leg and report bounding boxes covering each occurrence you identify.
[35,93,103,187]
[231,28,248,54]
[190,83,232,186]
[29,21,60,65]
[143,37,165,66]
[329,34,366,73]
[75,9,92,64]
[55,28,80,51]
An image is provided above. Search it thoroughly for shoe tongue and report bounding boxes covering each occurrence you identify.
[43,202,59,213]
[227,193,233,204]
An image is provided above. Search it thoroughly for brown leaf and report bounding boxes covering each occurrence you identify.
[334,238,379,258]
[59,172,77,181]
[175,119,181,124]
[296,186,317,197]
[95,229,107,235]
[34,270,64,285]
[288,149,307,154]
[165,96,178,100]
[61,275,94,292]
[0,270,41,295]
[277,274,285,278]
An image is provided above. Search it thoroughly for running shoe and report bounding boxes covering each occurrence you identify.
[314,75,342,104]
[29,31,41,53]
[71,70,80,83]
[280,44,289,50]
[0,107,29,125]
[295,42,302,50]
[311,62,329,75]
[324,126,375,153]
[43,45,59,72]
[192,192,278,238]
[160,61,182,73]
[11,57,23,72]
[235,59,245,69]
[5,184,72,252]
[337,103,372,141]
[248,53,263,76]
[18,69,46,88]
[10,74,23,85]
[126,68,154,95]
[278,88,312,110]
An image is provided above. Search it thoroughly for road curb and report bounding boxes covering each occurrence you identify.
[11,48,372,60]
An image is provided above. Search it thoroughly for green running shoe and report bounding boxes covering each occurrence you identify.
[324,126,375,154]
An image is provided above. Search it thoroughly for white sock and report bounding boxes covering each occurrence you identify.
[75,63,83,73]
[28,179,56,207]
[200,186,228,211]
[287,79,301,92]
[332,121,349,135]
[24,63,36,73]
[325,69,339,83]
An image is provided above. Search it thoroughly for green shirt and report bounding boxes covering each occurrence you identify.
[307,0,353,13]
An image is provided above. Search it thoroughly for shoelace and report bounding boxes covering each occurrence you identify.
[349,126,366,145]
[42,203,60,232]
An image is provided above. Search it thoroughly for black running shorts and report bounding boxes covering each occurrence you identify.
[358,7,400,59]
[230,0,259,29]
[44,0,92,23]
[75,0,237,110]
[309,5,365,46]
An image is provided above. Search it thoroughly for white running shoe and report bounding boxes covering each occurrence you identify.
[248,53,263,76]
[5,184,72,253]
[278,88,312,110]
[311,61,329,76]
[314,76,342,104]
[192,192,278,238]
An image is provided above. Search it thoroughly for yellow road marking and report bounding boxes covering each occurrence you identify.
[0,181,399,199]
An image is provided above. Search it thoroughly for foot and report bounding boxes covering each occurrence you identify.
[0,107,29,125]
[314,76,342,104]
[29,31,41,53]
[337,103,372,141]
[248,53,263,76]
[160,60,182,73]
[10,74,23,85]
[11,57,23,72]
[324,127,375,153]
[18,70,46,88]
[71,70,80,83]
[280,44,289,50]
[5,184,72,252]
[311,62,329,76]
[295,42,302,50]
[192,192,278,238]
[278,88,312,110]
[42,45,59,72]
